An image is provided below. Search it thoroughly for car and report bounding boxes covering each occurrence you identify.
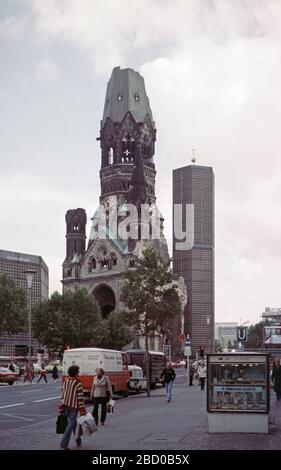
[45,362,63,373]
[0,367,19,385]
[33,364,41,374]
[127,365,147,392]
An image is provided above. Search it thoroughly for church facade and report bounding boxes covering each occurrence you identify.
[62,67,170,327]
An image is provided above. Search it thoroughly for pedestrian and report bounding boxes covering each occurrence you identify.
[24,362,33,383]
[8,363,15,373]
[272,359,281,400]
[59,365,87,450]
[52,365,59,383]
[91,368,112,426]
[14,362,20,375]
[197,360,207,390]
[189,362,196,386]
[160,362,176,402]
[37,365,48,383]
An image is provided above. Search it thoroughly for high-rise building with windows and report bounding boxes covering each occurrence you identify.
[173,165,214,354]
[0,249,49,357]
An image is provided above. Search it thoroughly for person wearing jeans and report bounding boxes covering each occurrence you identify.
[60,407,79,449]
[160,363,176,402]
[59,365,87,450]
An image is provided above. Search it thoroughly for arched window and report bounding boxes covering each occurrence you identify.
[122,134,135,163]
[88,258,96,273]
[108,147,114,165]
[110,253,117,266]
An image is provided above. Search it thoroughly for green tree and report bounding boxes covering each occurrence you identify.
[32,289,103,356]
[214,339,223,352]
[246,320,270,349]
[121,247,182,396]
[101,311,133,351]
[0,273,27,335]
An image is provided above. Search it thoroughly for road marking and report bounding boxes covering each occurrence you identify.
[21,390,43,394]
[0,403,25,409]
[2,413,33,422]
[33,396,60,403]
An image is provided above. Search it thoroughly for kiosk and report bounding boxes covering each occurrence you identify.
[207,353,270,433]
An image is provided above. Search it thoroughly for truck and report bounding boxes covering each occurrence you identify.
[126,349,166,388]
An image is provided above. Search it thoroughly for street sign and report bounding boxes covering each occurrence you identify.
[179,333,186,343]
[163,344,171,362]
[237,326,248,342]
[184,346,192,356]
[185,338,192,346]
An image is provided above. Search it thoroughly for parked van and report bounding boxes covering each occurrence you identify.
[62,348,130,395]
[126,350,167,388]
[128,365,147,392]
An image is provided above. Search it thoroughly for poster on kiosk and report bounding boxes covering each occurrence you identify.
[207,352,270,434]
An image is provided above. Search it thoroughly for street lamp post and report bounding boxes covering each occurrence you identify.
[23,270,36,363]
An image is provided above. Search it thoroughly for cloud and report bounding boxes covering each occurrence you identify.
[0,15,27,38]
[35,57,57,81]
[1,0,280,324]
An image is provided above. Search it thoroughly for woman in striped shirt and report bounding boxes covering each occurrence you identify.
[59,365,87,450]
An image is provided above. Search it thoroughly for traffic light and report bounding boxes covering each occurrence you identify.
[199,345,204,358]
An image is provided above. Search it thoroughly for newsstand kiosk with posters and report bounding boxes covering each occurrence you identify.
[207,353,270,433]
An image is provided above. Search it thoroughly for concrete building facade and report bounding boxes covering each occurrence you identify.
[0,249,49,357]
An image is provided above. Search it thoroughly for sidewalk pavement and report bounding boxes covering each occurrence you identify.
[1,379,281,450]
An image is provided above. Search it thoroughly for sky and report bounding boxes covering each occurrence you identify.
[1,0,280,326]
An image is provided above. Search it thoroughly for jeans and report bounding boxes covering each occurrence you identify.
[37,375,47,383]
[92,397,107,425]
[60,407,78,448]
[165,381,173,401]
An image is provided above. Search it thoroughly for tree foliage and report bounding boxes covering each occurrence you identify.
[0,273,27,335]
[121,247,182,395]
[246,320,270,349]
[121,247,182,339]
[32,289,103,355]
[101,311,133,351]
[214,339,223,352]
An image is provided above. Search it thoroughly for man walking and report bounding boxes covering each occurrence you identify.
[37,365,48,383]
[160,363,176,402]
[59,365,87,450]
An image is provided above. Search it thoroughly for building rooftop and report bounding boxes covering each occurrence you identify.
[102,66,155,128]
[0,249,48,271]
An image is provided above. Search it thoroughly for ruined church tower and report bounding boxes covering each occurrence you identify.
[62,67,169,321]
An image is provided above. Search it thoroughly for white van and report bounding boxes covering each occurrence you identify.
[62,347,129,395]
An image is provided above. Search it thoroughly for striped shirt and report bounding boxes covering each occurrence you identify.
[60,377,86,412]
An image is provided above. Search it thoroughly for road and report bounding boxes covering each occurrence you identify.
[0,370,281,450]
[0,378,61,432]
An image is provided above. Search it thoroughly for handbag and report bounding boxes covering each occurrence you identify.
[106,398,115,414]
[56,414,68,434]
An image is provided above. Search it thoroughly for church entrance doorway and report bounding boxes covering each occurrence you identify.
[93,284,116,318]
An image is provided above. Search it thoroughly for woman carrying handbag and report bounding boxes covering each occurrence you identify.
[91,368,113,426]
